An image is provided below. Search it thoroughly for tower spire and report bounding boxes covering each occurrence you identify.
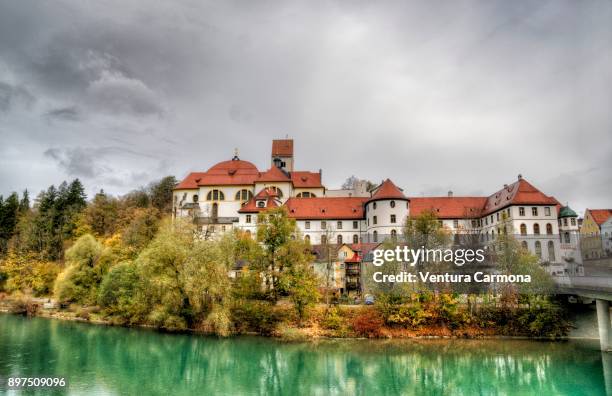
[232,147,239,160]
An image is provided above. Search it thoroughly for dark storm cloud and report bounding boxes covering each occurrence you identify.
[0,0,610,213]
[45,106,81,122]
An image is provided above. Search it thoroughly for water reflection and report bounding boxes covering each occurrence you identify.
[0,314,607,395]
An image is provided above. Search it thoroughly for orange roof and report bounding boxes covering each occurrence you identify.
[239,188,280,213]
[587,209,612,225]
[409,178,558,219]
[175,172,207,189]
[272,139,293,156]
[345,252,361,263]
[369,179,407,201]
[482,178,558,215]
[409,197,487,219]
[285,197,368,219]
[258,166,290,182]
[348,243,381,254]
[291,171,323,188]
[175,159,259,189]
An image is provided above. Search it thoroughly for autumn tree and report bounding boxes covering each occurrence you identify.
[82,190,120,237]
[134,220,233,334]
[256,207,296,300]
[342,175,375,191]
[54,234,113,304]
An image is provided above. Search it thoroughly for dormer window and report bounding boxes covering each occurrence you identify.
[257,201,265,208]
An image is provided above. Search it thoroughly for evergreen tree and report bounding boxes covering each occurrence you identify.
[0,193,20,255]
[148,176,177,213]
[19,190,30,213]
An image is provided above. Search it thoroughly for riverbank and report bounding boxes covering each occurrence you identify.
[0,293,574,341]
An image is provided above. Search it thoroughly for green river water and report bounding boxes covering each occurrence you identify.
[0,314,609,395]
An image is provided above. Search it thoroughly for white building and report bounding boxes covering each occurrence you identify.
[174,139,578,265]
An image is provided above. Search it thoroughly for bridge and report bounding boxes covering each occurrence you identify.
[554,260,612,352]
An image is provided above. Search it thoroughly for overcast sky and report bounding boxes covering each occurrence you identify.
[0,0,610,215]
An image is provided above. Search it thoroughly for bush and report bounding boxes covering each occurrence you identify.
[321,307,343,330]
[352,308,384,338]
[434,293,469,329]
[231,300,283,335]
[386,304,432,328]
[516,302,571,338]
[205,305,232,337]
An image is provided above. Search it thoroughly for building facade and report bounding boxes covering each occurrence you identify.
[174,139,581,277]
[580,209,612,260]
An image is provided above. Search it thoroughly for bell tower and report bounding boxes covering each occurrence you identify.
[271,138,294,172]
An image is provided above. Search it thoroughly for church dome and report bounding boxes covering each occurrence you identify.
[559,206,577,218]
[207,158,258,174]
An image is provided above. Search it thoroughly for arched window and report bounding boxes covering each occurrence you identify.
[548,241,555,262]
[535,241,542,258]
[321,234,327,245]
[521,241,528,250]
[269,186,283,198]
[373,202,377,210]
[391,229,397,241]
[235,189,253,201]
[373,216,377,225]
[192,194,199,203]
[296,192,316,198]
[564,232,570,244]
[491,229,495,239]
[353,234,359,244]
[373,231,378,242]
[206,189,225,201]
[390,201,395,208]
[533,223,540,235]
[304,235,310,243]
[520,223,527,235]
[546,223,553,235]
[337,235,343,244]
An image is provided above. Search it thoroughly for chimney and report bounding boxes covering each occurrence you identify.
[518,174,523,180]
[448,190,453,197]
[503,184,508,189]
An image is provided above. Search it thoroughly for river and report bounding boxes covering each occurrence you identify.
[0,314,609,395]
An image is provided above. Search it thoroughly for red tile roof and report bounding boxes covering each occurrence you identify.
[175,172,207,189]
[345,252,361,263]
[175,159,259,189]
[257,166,291,182]
[482,178,558,215]
[409,178,558,219]
[348,243,381,254]
[409,197,487,219]
[239,188,280,213]
[291,171,323,188]
[587,209,612,225]
[369,179,407,201]
[272,139,293,156]
[285,197,368,219]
